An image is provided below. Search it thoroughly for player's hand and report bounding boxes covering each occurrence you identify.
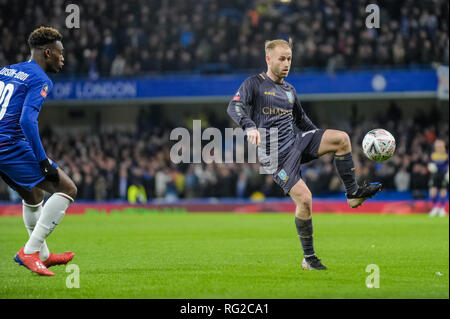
[246,128,260,146]
[39,159,60,183]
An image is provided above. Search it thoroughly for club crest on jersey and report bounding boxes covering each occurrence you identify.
[277,169,289,182]
[285,91,294,104]
[40,84,49,98]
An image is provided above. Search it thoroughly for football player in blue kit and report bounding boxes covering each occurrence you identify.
[428,139,449,217]
[0,27,77,276]
[227,39,382,270]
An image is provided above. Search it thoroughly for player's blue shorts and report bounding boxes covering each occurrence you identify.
[272,129,326,195]
[0,138,57,191]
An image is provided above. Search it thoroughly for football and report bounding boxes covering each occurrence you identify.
[362,129,396,162]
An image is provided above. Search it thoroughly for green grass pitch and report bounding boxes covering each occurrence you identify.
[0,212,448,299]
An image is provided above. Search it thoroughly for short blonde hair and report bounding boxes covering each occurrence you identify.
[265,38,292,56]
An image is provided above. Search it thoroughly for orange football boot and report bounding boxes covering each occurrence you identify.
[43,252,75,268]
[14,247,54,276]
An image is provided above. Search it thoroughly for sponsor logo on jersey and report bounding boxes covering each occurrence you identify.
[264,91,276,96]
[41,84,49,98]
[262,106,292,115]
[285,91,294,103]
[277,169,289,182]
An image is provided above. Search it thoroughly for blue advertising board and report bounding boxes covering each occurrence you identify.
[47,69,440,103]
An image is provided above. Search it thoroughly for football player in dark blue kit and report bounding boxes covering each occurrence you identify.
[227,39,382,270]
[427,139,448,217]
[0,27,77,276]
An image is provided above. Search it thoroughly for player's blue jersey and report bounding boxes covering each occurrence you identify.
[431,152,449,174]
[0,60,52,162]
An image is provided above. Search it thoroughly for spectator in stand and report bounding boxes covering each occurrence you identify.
[0,0,448,76]
[394,165,411,191]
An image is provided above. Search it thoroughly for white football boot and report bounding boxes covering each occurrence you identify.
[429,206,439,217]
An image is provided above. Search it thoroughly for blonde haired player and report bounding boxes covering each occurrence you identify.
[227,39,382,270]
[428,139,449,217]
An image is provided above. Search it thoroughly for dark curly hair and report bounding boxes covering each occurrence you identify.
[28,26,62,49]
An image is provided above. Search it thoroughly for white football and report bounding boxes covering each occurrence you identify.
[362,129,396,162]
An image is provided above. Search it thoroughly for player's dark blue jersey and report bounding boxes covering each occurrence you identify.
[0,60,52,162]
[227,72,317,156]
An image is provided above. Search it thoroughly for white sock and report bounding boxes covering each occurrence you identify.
[22,200,50,261]
[24,193,73,254]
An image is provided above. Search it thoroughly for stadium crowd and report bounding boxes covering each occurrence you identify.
[0,0,448,77]
[0,103,447,202]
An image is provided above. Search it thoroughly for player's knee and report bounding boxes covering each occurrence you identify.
[339,131,351,146]
[337,131,351,152]
[70,184,77,200]
[300,192,312,209]
[23,189,45,205]
[34,189,45,203]
[64,182,77,200]
[290,185,312,207]
[293,189,312,219]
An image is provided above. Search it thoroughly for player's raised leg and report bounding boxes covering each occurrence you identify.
[317,129,382,208]
[289,179,327,270]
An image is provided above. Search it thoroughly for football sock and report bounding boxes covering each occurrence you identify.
[22,200,50,261]
[334,152,358,195]
[432,193,439,205]
[295,217,315,257]
[439,195,447,207]
[24,193,73,254]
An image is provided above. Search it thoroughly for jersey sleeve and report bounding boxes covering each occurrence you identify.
[227,77,257,131]
[292,92,317,132]
[19,78,52,162]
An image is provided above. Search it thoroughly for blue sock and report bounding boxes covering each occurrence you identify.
[431,193,439,207]
[439,195,447,207]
